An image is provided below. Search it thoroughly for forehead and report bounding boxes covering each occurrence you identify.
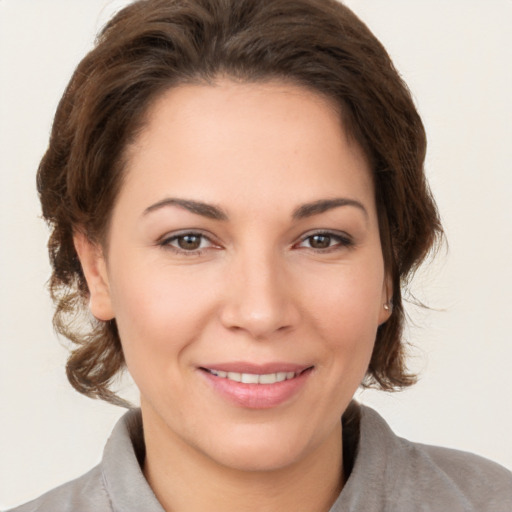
[120,80,375,218]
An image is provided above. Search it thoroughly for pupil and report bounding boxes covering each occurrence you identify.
[310,234,330,249]
[178,235,201,250]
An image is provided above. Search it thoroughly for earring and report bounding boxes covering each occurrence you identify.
[383,302,392,311]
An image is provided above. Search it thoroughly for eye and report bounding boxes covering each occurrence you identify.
[297,231,353,251]
[159,231,217,254]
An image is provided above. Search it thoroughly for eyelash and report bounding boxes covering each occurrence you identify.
[158,231,217,256]
[295,231,354,252]
[158,230,354,256]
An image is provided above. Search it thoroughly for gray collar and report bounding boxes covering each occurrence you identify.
[101,409,165,511]
[100,405,484,512]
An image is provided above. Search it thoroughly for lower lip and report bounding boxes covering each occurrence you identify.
[201,368,312,409]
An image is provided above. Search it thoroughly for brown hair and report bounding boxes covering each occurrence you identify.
[39,0,443,406]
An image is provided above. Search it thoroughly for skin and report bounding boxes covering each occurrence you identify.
[75,80,391,512]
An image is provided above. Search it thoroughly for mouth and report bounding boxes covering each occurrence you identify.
[201,368,311,384]
[198,364,313,409]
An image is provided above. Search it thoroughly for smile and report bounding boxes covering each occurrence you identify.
[204,369,298,384]
[200,365,313,409]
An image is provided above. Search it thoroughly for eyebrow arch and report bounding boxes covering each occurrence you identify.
[292,198,368,220]
[143,198,228,220]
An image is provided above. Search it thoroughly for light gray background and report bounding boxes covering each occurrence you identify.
[1,0,511,508]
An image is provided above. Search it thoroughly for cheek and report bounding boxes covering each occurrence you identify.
[305,259,384,323]
[301,260,384,365]
[107,259,218,373]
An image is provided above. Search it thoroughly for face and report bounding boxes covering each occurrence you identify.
[77,80,391,472]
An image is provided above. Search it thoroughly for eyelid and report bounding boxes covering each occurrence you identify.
[294,229,354,250]
[157,229,221,254]
[156,228,353,255]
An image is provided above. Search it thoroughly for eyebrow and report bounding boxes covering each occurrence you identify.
[143,198,228,220]
[292,198,368,220]
[143,196,368,221]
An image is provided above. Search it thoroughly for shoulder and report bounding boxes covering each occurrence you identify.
[6,409,163,512]
[411,441,512,509]
[339,405,512,512]
[5,465,111,512]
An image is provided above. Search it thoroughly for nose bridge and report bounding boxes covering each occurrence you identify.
[220,243,298,338]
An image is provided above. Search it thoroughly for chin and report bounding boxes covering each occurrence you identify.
[209,440,305,473]
[198,420,328,473]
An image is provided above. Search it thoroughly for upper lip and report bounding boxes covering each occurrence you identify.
[199,362,313,374]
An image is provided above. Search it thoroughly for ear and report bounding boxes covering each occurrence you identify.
[378,271,393,325]
[73,231,115,321]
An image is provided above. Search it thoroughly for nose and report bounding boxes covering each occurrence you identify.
[219,249,300,339]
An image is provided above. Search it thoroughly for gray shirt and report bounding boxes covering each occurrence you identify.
[7,405,512,512]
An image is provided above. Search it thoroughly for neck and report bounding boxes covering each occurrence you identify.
[142,405,344,512]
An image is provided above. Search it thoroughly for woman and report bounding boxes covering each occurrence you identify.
[5,0,512,510]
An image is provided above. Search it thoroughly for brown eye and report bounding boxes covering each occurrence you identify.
[297,231,353,251]
[177,234,202,250]
[160,232,213,253]
[308,234,332,249]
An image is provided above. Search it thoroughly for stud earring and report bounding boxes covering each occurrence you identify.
[383,302,392,311]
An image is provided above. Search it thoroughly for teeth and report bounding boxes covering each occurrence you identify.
[259,373,278,384]
[241,373,259,384]
[227,372,241,382]
[208,369,298,384]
